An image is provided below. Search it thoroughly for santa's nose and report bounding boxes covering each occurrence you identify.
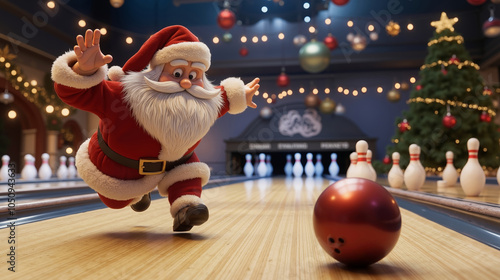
[180,78,192,89]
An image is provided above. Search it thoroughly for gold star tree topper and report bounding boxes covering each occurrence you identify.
[431,12,458,33]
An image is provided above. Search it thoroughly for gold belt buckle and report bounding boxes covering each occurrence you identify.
[139,159,166,175]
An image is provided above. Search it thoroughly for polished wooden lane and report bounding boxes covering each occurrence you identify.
[2,177,500,279]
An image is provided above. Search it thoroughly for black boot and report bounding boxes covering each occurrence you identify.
[173,204,209,232]
[130,193,151,212]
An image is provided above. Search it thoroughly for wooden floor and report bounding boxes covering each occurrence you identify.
[2,177,500,279]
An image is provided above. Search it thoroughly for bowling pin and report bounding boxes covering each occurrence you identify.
[21,154,37,180]
[388,152,404,188]
[284,154,293,177]
[38,153,52,180]
[403,144,426,191]
[304,153,315,177]
[366,150,377,181]
[346,152,357,178]
[442,151,458,186]
[266,155,273,176]
[349,140,373,180]
[328,153,339,177]
[315,154,324,177]
[0,155,10,181]
[57,156,68,179]
[460,138,485,196]
[68,157,77,179]
[243,154,254,177]
[292,153,304,177]
[256,153,267,177]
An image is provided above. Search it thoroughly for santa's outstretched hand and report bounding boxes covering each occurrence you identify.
[72,29,113,76]
[245,78,260,109]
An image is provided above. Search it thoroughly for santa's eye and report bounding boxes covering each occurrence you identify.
[188,71,197,80]
[173,69,183,78]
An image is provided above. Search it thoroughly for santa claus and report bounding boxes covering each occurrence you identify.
[51,25,259,231]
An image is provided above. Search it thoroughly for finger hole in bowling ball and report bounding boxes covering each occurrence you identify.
[338,238,345,243]
[328,237,335,243]
[334,248,341,254]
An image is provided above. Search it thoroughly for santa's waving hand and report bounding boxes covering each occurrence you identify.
[52,25,259,232]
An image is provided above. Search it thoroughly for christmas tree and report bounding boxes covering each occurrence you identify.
[386,12,500,174]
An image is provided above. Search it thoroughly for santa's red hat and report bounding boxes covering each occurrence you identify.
[108,25,211,81]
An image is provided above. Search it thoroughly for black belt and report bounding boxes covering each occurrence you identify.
[97,128,193,175]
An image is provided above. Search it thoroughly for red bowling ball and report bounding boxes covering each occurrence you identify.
[313,178,402,267]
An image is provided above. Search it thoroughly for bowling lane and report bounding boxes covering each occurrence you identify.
[1,177,499,279]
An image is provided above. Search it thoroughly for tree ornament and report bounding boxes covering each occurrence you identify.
[305,93,321,108]
[335,103,346,114]
[222,32,233,43]
[483,86,492,96]
[386,21,401,36]
[217,9,236,30]
[331,0,349,5]
[383,155,391,165]
[449,54,460,64]
[387,89,401,102]
[276,71,290,87]
[319,97,336,114]
[239,47,248,57]
[483,6,500,38]
[441,64,447,75]
[293,35,307,47]
[431,12,458,33]
[323,34,338,50]
[480,111,492,122]
[466,0,486,5]
[299,40,330,73]
[351,34,367,51]
[398,119,410,132]
[416,84,422,91]
[442,112,456,128]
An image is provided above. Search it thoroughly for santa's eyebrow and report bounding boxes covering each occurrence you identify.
[191,62,206,71]
[170,59,189,66]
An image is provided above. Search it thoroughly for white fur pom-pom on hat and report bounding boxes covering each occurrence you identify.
[108,65,125,81]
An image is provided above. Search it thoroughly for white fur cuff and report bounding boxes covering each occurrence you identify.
[170,195,204,217]
[51,51,108,89]
[157,162,211,197]
[221,77,247,115]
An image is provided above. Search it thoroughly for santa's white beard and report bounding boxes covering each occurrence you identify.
[122,70,224,161]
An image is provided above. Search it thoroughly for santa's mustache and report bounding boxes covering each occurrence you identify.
[143,76,220,100]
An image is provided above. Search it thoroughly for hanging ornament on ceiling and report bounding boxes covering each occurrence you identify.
[319,97,336,114]
[483,86,493,96]
[331,0,349,5]
[323,34,338,50]
[386,21,401,36]
[305,92,321,108]
[483,6,500,38]
[480,111,492,122]
[442,107,457,128]
[260,106,273,119]
[276,70,290,87]
[387,88,400,102]
[398,119,410,132]
[217,9,236,30]
[109,0,124,8]
[466,0,486,5]
[239,47,248,57]
[299,40,330,73]
[351,34,367,51]
[222,32,233,43]
[441,64,448,75]
[335,103,346,114]
[449,54,460,64]
[293,35,307,47]
[0,89,14,105]
[400,82,410,91]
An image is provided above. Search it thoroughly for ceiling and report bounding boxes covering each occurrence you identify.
[0,0,498,79]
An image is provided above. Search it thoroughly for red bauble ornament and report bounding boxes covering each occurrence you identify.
[483,87,492,96]
[467,0,486,5]
[480,111,492,122]
[239,47,248,57]
[416,84,422,91]
[217,9,236,30]
[331,0,349,5]
[323,34,338,50]
[441,67,448,75]
[449,54,460,64]
[442,112,456,128]
[383,155,391,165]
[399,119,410,132]
[313,178,401,267]
[276,72,290,87]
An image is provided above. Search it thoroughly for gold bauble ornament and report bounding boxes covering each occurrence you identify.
[299,40,330,73]
[386,21,401,36]
[305,93,321,108]
[400,82,410,91]
[319,97,336,114]
[387,89,401,102]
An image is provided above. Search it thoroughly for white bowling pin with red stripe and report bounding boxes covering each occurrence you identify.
[328,153,339,177]
[366,149,377,181]
[21,154,37,180]
[284,154,293,177]
[460,138,485,196]
[292,153,303,177]
[38,153,52,180]
[349,140,373,180]
[244,154,254,177]
[346,152,357,178]
[388,152,404,188]
[305,153,315,177]
[403,144,425,191]
[68,157,77,178]
[257,153,267,177]
[57,156,68,179]
[0,155,10,181]
[442,151,458,186]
